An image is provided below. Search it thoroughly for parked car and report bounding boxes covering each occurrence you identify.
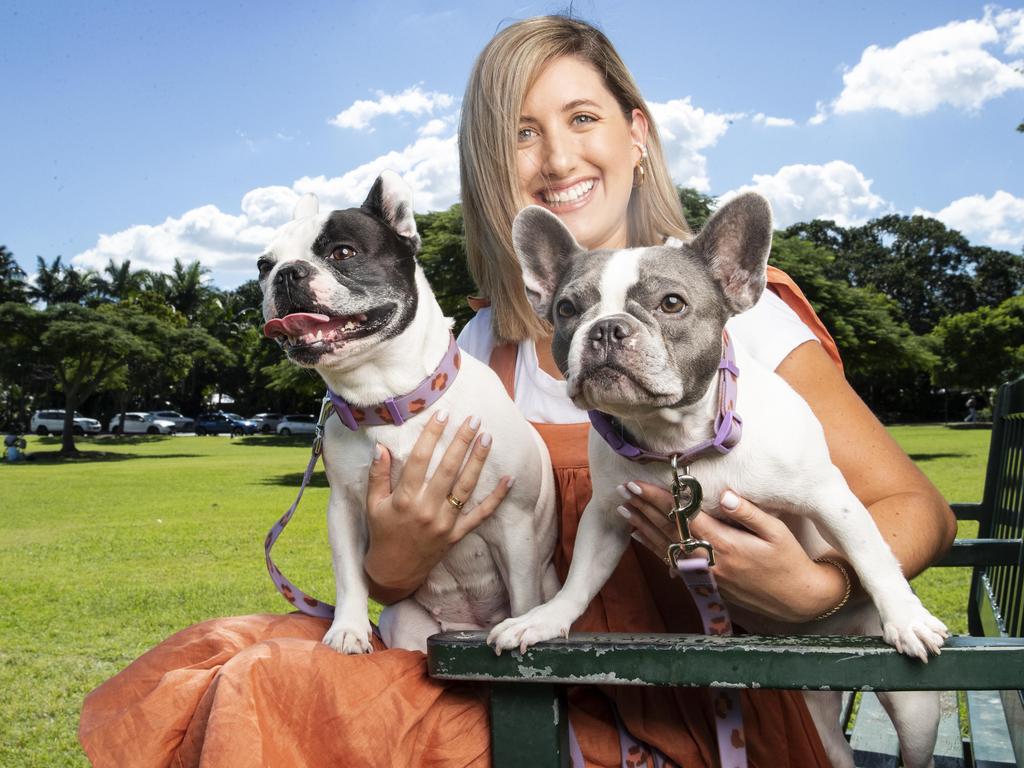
[109,412,177,435]
[149,410,194,432]
[276,414,318,435]
[30,409,102,436]
[194,412,258,436]
[251,412,284,434]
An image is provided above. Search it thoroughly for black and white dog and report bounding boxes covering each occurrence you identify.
[488,196,948,768]
[259,171,558,654]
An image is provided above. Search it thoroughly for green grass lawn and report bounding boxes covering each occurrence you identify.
[0,426,993,766]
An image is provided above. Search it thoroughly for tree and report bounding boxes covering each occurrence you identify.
[0,247,29,304]
[416,205,477,333]
[97,258,151,302]
[678,188,716,231]
[929,296,1024,392]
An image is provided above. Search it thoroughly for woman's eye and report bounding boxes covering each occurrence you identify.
[518,127,537,141]
[330,246,357,260]
[572,114,597,125]
[659,295,686,314]
[556,299,577,319]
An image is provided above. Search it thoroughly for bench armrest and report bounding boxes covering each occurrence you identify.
[428,632,1024,691]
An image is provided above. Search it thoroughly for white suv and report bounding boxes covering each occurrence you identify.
[30,410,103,436]
[109,412,177,435]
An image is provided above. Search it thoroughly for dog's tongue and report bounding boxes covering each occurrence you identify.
[263,312,332,339]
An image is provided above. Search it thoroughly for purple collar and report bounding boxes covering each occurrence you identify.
[327,333,462,430]
[588,331,742,465]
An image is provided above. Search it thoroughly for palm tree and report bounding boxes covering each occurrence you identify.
[27,256,101,306]
[98,258,151,302]
[165,259,215,320]
[0,246,29,304]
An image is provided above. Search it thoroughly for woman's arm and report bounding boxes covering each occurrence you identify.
[623,340,956,623]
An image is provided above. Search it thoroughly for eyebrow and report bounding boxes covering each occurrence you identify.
[519,98,603,123]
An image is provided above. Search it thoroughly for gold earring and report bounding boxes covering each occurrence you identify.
[632,143,649,189]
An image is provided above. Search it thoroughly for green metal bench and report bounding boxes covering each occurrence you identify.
[427,378,1024,767]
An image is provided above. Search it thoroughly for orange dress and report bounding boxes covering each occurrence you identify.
[79,267,837,767]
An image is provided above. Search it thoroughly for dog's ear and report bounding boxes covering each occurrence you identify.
[293,193,319,220]
[362,170,420,249]
[513,206,581,319]
[688,192,772,315]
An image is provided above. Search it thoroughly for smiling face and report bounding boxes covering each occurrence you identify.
[516,55,648,252]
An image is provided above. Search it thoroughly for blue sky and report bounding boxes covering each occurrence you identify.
[2,1,1023,288]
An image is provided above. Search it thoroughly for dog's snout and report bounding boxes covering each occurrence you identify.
[274,261,312,285]
[588,316,634,347]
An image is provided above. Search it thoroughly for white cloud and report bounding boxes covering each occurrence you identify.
[418,117,448,137]
[917,190,1024,250]
[832,13,1024,116]
[330,86,454,131]
[720,161,891,228]
[70,136,460,288]
[752,113,796,128]
[648,98,735,192]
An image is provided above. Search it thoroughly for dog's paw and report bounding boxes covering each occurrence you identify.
[487,604,571,655]
[880,602,949,661]
[323,620,374,654]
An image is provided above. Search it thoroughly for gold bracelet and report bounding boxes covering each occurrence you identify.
[813,557,852,620]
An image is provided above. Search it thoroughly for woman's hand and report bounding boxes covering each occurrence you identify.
[362,411,515,604]
[619,481,852,624]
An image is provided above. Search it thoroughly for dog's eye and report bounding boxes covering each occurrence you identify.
[659,295,686,314]
[556,299,577,319]
[257,257,273,278]
[330,245,357,260]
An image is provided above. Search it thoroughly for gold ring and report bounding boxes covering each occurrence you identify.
[446,492,465,511]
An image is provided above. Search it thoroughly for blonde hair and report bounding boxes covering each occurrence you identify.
[459,15,690,343]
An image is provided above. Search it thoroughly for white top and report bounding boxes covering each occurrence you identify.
[457,289,818,425]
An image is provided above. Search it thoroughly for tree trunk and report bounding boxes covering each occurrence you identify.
[60,396,79,456]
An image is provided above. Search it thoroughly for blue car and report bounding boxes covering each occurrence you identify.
[194,412,258,436]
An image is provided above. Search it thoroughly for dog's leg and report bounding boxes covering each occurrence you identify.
[322,488,374,654]
[378,598,442,653]
[876,690,939,768]
[488,495,630,653]
[795,467,948,660]
[802,691,854,768]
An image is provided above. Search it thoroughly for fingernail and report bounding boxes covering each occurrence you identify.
[630,531,643,542]
[505,476,516,489]
[479,432,492,447]
[469,415,481,430]
[616,484,632,501]
[436,409,449,423]
[721,490,740,510]
[626,482,643,496]
[373,443,382,460]
[616,505,632,520]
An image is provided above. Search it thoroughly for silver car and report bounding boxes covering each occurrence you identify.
[276,414,318,435]
[30,410,102,436]
[109,412,177,435]
[150,410,194,432]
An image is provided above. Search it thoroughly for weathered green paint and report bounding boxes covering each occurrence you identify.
[427,633,1024,691]
[489,683,567,768]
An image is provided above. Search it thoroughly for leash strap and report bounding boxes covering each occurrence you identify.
[675,556,748,768]
[264,396,336,618]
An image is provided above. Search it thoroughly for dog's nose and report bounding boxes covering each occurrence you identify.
[588,316,634,346]
[274,261,311,285]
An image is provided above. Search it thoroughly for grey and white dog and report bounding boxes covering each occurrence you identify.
[259,170,558,655]
[487,195,948,768]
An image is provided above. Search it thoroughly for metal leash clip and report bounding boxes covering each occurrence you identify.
[311,393,334,458]
[667,454,715,566]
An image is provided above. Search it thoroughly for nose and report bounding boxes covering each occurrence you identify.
[588,315,635,349]
[274,261,311,286]
[541,129,576,179]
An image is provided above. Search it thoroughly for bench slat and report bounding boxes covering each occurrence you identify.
[428,633,1024,691]
[966,690,1017,768]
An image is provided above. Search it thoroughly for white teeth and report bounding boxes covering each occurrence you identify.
[541,179,594,205]
[315,329,324,341]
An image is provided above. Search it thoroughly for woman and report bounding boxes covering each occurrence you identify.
[79,15,955,768]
